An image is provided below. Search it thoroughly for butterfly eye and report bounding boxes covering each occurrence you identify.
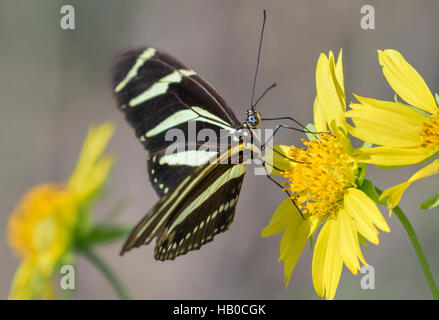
[247,113,260,128]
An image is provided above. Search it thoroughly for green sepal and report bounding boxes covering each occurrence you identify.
[420,193,439,210]
[74,206,93,245]
[361,141,372,149]
[308,234,315,252]
[358,233,368,247]
[359,179,385,205]
[80,224,131,246]
[74,171,115,244]
[356,165,367,187]
[305,123,318,141]
[395,93,431,117]
[356,142,372,187]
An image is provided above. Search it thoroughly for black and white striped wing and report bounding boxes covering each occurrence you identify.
[113,47,249,260]
[112,47,241,196]
[120,160,247,260]
[154,163,246,260]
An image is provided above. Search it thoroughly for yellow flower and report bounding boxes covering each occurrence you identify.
[262,50,389,300]
[8,123,114,299]
[346,50,439,210]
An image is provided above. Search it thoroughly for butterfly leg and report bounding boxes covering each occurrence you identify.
[260,159,304,219]
[261,116,315,133]
[260,116,327,151]
[261,122,322,152]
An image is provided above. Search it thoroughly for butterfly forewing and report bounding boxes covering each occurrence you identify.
[112,47,242,195]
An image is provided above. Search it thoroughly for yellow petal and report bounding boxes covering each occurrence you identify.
[329,51,346,110]
[345,188,390,234]
[75,156,113,200]
[315,52,347,133]
[379,182,410,216]
[344,188,389,248]
[68,122,115,192]
[334,49,345,96]
[405,158,439,182]
[313,53,342,132]
[378,49,437,115]
[280,215,318,286]
[9,257,55,300]
[267,145,295,176]
[353,95,428,124]
[354,145,435,166]
[347,97,426,147]
[380,158,439,210]
[312,218,343,300]
[9,259,35,299]
[313,95,327,132]
[343,192,378,245]
[336,207,364,274]
[312,221,329,298]
[348,123,421,148]
[261,197,299,237]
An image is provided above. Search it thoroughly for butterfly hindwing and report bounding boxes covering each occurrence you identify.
[120,157,247,256]
[119,162,220,253]
[146,146,224,197]
[154,166,246,260]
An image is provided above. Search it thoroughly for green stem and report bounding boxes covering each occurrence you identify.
[79,246,131,300]
[375,187,439,299]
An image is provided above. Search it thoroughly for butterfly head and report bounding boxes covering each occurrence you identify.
[245,108,261,129]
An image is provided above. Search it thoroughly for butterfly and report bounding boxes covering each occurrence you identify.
[111,10,294,261]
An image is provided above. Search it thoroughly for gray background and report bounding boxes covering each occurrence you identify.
[1,0,438,299]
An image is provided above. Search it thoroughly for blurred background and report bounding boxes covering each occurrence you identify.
[1,0,439,299]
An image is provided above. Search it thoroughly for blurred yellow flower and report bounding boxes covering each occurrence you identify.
[8,123,114,299]
[262,50,389,300]
[346,50,439,210]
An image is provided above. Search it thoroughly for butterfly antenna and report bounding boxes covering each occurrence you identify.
[253,82,277,109]
[251,9,267,110]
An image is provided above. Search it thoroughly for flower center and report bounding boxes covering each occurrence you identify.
[8,184,73,257]
[420,114,439,149]
[282,133,357,219]
[33,217,57,252]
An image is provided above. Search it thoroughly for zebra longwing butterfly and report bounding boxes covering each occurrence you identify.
[113,13,272,261]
